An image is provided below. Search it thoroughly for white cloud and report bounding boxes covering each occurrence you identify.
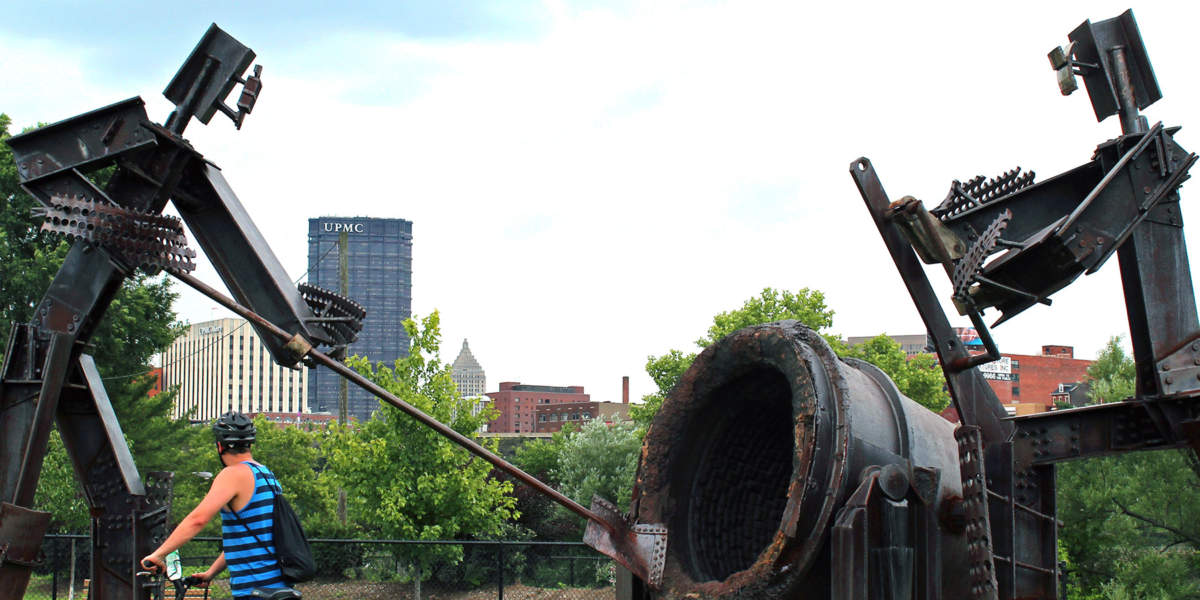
[6,0,1200,405]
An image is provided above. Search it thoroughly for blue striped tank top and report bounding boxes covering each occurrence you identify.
[220,462,287,597]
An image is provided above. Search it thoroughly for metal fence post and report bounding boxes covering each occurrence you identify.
[68,537,76,600]
[497,543,504,600]
[51,538,57,600]
[569,557,575,587]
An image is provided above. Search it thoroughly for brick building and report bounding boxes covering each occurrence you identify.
[534,401,596,432]
[534,401,632,433]
[982,345,1093,413]
[534,376,633,433]
[854,331,1095,418]
[484,382,589,433]
[250,411,336,428]
[146,367,163,397]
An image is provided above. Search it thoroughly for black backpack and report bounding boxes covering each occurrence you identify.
[227,464,317,584]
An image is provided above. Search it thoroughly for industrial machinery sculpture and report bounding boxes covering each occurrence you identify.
[1,9,1195,600]
[613,8,1200,600]
[0,23,658,600]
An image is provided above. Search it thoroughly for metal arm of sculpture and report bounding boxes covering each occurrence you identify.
[852,9,1200,600]
[0,23,659,600]
[0,24,355,600]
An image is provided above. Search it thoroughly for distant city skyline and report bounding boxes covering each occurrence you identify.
[15,4,1195,403]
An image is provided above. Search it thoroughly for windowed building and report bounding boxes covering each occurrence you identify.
[161,318,308,422]
[484,382,589,433]
[306,217,413,422]
[451,339,486,398]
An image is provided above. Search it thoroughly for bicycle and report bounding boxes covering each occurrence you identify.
[139,550,302,600]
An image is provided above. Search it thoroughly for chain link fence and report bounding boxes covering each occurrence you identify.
[24,535,616,600]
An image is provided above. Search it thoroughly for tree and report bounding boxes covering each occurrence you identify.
[631,287,837,429]
[843,334,950,412]
[510,423,581,540]
[631,287,950,428]
[1087,336,1136,404]
[322,311,516,581]
[3,113,185,523]
[697,287,834,348]
[32,431,90,532]
[555,420,641,516]
[1057,336,1200,598]
[250,415,340,533]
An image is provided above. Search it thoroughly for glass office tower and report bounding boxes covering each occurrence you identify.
[307,217,413,421]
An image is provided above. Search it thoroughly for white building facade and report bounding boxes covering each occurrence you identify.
[161,318,308,421]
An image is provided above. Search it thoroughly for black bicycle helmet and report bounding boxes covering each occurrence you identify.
[212,411,256,446]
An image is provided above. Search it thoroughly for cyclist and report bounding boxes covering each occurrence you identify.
[141,411,293,599]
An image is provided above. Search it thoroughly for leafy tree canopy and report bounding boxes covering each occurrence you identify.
[842,334,949,412]
[632,287,949,428]
[1087,336,1136,404]
[631,287,837,429]
[555,420,641,517]
[1058,336,1200,598]
[322,311,516,565]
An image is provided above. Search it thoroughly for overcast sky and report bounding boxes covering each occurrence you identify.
[3,1,1198,404]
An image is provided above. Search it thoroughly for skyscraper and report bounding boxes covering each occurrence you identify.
[451,339,486,398]
[307,217,413,421]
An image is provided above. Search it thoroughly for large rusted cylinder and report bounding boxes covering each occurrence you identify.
[632,321,966,598]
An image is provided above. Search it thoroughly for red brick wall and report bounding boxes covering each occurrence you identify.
[485,382,590,433]
[986,352,1092,411]
[534,402,599,433]
[147,367,163,397]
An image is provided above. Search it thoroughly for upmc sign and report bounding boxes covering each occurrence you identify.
[323,222,364,233]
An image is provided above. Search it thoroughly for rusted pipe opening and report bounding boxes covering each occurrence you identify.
[669,367,796,582]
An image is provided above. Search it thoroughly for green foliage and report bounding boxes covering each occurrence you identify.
[632,287,837,430]
[250,415,338,529]
[1087,336,1136,404]
[510,424,580,540]
[1058,334,1200,598]
[696,287,834,348]
[322,311,515,568]
[33,431,90,532]
[509,419,641,541]
[1058,451,1200,598]
[513,423,577,481]
[633,287,951,428]
[842,334,950,412]
[555,420,641,515]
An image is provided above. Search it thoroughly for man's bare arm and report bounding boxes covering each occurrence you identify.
[141,465,251,569]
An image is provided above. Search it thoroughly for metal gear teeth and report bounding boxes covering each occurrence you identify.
[298,282,367,347]
[33,194,197,273]
[933,167,1035,221]
[951,209,1012,305]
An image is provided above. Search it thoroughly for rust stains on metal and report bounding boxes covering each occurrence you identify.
[631,321,962,599]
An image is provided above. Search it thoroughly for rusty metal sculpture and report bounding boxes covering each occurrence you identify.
[0,24,655,600]
[2,9,1194,600]
[613,8,1198,600]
